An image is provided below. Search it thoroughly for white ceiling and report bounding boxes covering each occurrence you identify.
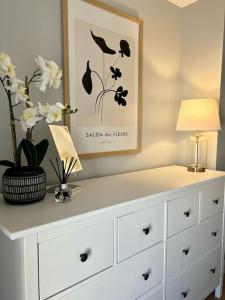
[167,0,200,8]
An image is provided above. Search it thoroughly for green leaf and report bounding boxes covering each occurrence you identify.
[15,141,23,169]
[0,160,15,168]
[21,139,37,170]
[35,139,49,167]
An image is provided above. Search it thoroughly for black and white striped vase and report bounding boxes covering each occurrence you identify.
[2,167,46,204]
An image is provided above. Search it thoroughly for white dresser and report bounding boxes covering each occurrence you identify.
[0,165,225,300]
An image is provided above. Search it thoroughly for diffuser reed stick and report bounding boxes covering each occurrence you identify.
[50,157,77,184]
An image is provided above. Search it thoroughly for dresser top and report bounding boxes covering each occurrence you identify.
[0,165,225,240]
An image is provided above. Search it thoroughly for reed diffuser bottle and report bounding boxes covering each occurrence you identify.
[50,157,77,202]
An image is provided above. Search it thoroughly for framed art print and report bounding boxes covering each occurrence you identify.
[62,0,142,158]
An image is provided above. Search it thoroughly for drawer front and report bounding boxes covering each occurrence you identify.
[116,242,163,299]
[167,192,199,237]
[137,286,163,300]
[118,204,164,261]
[167,213,223,276]
[39,220,114,300]
[48,273,117,300]
[201,182,224,220]
[166,245,222,300]
[48,243,164,300]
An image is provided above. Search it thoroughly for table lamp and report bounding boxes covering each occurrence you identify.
[176,99,221,172]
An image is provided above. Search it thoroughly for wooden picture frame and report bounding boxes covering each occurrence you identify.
[62,0,142,158]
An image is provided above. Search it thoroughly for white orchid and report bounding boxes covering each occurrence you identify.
[15,86,32,106]
[5,77,22,92]
[0,51,75,163]
[55,102,65,110]
[21,102,65,132]
[35,56,48,92]
[38,102,50,117]
[20,108,43,132]
[35,55,46,70]
[0,52,16,79]
[38,102,65,123]
[4,78,31,105]
[35,56,62,92]
[46,60,62,89]
[5,63,16,78]
[0,52,11,74]
[45,103,65,123]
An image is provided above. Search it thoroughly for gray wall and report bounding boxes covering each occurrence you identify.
[0,0,224,189]
[0,0,63,186]
[176,0,225,169]
[217,21,225,170]
[0,0,181,187]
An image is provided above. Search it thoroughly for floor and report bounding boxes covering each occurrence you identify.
[206,294,225,300]
[206,283,225,300]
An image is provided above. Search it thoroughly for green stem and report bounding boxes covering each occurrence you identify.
[25,76,32,141]
[27,69,41,85]
[0,77,17,165]
[7,90,17,165]
[25,71,41,142]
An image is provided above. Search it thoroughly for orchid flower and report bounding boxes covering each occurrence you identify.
[20,108,43,132]
[38,102,65,123]
[0,52,11,74]
[38,102,51,117]
[15,86,32,105]
[5,77,23,92]
[20,102,65,132]
[45,103,65,123]
[46,60,62,89]
[0,52,17,79]
[35,56,62,92]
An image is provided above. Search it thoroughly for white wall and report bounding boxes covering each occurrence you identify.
[217,32,225,170]
[0,0,224,190]
[0,0,181,187]
[176,0,225,169]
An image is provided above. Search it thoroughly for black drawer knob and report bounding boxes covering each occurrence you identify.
[210,268,216,274]
[182,248,189,256]
[181,291,188,298]
[184,211,190,218]
[142,272,150,281]
[143,227,151,235]
[80,252,88,262]
[212,231,217,237]
[213,199,219,205]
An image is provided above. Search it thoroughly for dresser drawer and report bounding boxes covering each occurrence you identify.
[167,213,223,276]
[48,243,164,300]
[201,182,224,220]
[39,220,114,300]
[116,242,164,299]
[137,286,163,300]
[118,204,164,261]
[167,192,199,237]
[166,245,221,300]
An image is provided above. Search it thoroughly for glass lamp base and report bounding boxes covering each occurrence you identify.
[187,165,205,172]
[186,133,207,173]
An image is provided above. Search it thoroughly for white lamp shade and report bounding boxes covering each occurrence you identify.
[176,99,221,131]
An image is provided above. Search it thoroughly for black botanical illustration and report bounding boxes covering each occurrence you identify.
[82,30,131,124]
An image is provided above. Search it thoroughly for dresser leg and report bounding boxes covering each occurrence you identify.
[215,283,223,298]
